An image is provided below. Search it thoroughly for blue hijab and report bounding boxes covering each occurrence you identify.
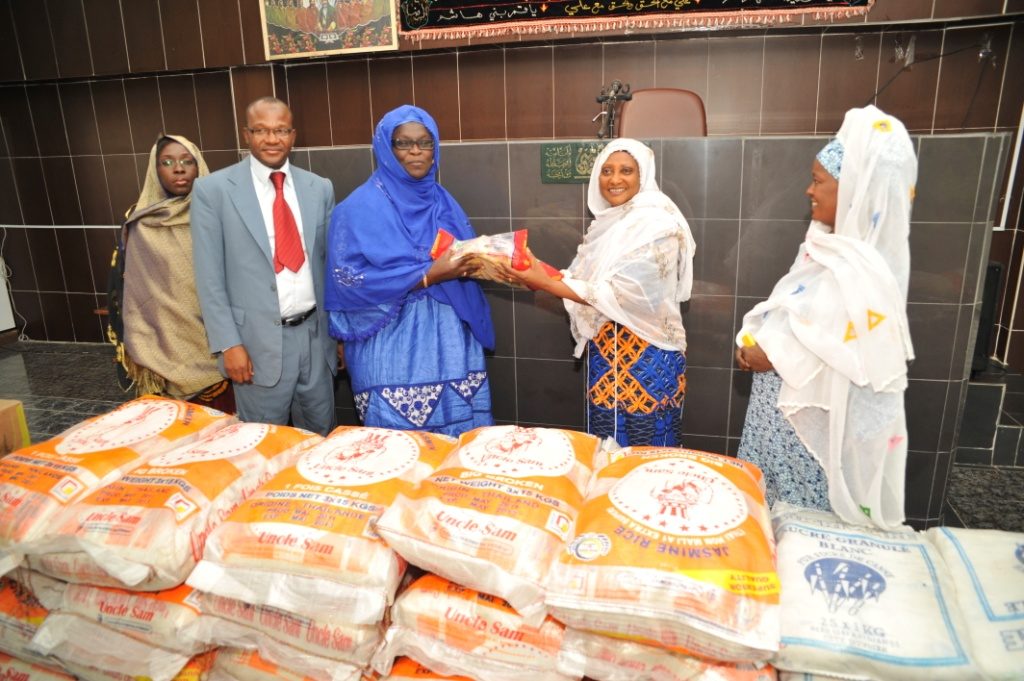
[325,105,494,350]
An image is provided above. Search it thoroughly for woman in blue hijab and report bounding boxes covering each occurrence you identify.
[325,105,495,436]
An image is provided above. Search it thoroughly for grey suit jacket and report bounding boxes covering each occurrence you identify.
[191,158,337,387]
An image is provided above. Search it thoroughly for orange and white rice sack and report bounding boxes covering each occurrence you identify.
[545,448,779,662]
[209,648,322,681]
[924,526,1024,680]
[188,427,456,625]
[0,396,233,574]
[48,583,206,654]
[771,504,978,681]
[0,651,75,681]
[60,650,217,681]
[26,422,318,591]
[376,426,600,622]
[371,657,472,680]
[557,629,777,681]
[0,577,58,669]
[6,568,66,612]
[371,574,575,681]
[185,590,374,680]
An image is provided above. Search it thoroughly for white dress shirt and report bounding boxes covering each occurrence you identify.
[249,156,316,319]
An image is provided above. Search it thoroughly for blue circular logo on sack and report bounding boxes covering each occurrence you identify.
[804,558,887,615]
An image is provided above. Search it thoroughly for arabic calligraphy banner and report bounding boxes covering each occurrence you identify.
[399,0,872,40]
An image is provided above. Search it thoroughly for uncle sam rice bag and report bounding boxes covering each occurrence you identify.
[188,427,455,625]
[545,448,778,662]
[0,396,233,574]
[0,650,75,681]
[375,426,599,623]
[771,504,978,680]
[26,423,318,591]
[209,648,322,681]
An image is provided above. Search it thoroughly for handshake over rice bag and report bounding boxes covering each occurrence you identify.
[0,396,233,576]
[376,425,600,623]
[430,229,563,288]
[545,447,780,662]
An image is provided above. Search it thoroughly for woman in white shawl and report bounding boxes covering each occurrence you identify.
[735,105,916,530]
[504,138,695,446]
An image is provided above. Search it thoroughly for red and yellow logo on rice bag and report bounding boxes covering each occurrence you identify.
[0,576,48,626]
[389,656,472,679]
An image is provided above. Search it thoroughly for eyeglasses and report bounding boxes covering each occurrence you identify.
[247,127,295,138]
[392,138,435,151]
[158,158,197,168]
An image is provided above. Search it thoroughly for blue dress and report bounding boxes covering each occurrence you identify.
[332,294,492,437]
[737,370,832,511]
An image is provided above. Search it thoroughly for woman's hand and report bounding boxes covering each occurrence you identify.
[424,250,476,287]
[500,250,549,291]
[735,343,774,372]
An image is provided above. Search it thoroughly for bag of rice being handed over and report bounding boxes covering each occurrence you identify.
[771,504,979,680]
[0,396,233,574]
[924,526,1024,680]
[545,447,778,662]
[557,628,777,681]
[26,422,318,591]
[429,229,562,289]
[188,427,456,625]
[377,426,600,623]
[0,650,75,681]
[371,574,575,681]
[185,589,382,671]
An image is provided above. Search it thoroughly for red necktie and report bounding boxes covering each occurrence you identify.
[270,171,305,273]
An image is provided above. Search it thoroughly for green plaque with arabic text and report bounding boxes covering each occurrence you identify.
[541,142,607,184]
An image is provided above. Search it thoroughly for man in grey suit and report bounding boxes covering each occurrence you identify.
[192,96,337,435]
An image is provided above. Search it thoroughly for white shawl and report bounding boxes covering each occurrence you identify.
[737,106,917,530]
[562,138,696,358]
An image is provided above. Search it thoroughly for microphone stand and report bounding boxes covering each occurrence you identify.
[594,80,632,139]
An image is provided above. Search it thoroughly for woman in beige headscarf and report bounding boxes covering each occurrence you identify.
[115,134,233,410]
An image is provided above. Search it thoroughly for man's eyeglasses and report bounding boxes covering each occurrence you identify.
[392,138,435,151]
[158,158,197,168]
[247,127,295,138]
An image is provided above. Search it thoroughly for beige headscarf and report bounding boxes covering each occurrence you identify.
[121,134,222,398]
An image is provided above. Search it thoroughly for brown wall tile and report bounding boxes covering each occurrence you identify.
[11,291,45,339]
[46,0,93,78]
[458,50,506,141]
[0,86,39,157]
[68,293,104,342]
[59,82,101,156]
[124,78,166,153]
[25,84,69,157]
[160,0,204,71]
[934,25,1011,130]
[38,292,74,341]
[817,33,882,133]
[989,229,1013,321]
[26,228,64,290]
[198,0,245,68]
[195,71,238,151]
[998,24,1024,130]
[122,0,166,73]
[158,76,202,151]
[867,0,934,22]
[761,34,820,134]
[1000,230,1024,331]
[56,228,94,292]
[239,0,268,64]
[506,46,553,139]
[231,66,275,146]
[707,35,764,135]
[11,1,58,81]
[103,155,141,224]
[1007,329,1024,371]
[203,149,240,172]
[83,0,129,76]
[413,52,460,140]
[12,158,52,225]
[933,0,1004,18]
[369,57,414,126]
[92,81,133,155]
[654,37,708,103]
[72,156,114,224]
[84,228,117,290]
[0,161,22,223]
[41,158,82,225]
[284,64,332,148]
[326,60,372,146]
[875,29,942,132]
[3,228,36,290]
[0,5,25,82]
[604,41,656,92]
[552,43,604,138]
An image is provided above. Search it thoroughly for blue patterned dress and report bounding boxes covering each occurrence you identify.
[737,370,832,511]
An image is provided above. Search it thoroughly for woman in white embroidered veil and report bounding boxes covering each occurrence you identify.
[735,105,917,530]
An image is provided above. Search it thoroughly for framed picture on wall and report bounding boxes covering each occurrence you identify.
[260,0,399,59]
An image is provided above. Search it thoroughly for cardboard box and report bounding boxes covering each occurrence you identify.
[0,399,30,456]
